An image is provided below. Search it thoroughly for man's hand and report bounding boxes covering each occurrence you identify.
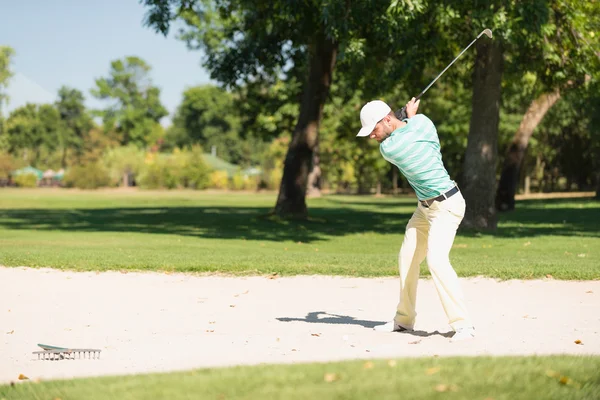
[406,97,420,118]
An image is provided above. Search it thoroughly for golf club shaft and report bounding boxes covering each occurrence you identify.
[416,29,490,100]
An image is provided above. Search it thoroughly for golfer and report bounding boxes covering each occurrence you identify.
[356,98,475,342]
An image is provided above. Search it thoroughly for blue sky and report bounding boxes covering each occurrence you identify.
[1,0,213,125]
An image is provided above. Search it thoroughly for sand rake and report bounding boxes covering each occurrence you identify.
[33,343,101,361]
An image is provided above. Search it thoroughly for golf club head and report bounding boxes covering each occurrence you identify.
[483,29,492,38]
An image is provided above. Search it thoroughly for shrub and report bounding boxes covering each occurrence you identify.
[181,146,211,189]
[137,154,170,189]
[209,170,229,189]
[137,146,212,190]
[0,152,16,180]
[14,173,38,188]
[230,173,259,191]
[63,163,111,189]
[102,145,145,187]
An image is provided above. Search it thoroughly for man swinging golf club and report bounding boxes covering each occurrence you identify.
[355,28,492,342]
[357,97,475,342]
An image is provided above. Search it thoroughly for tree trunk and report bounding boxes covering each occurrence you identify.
[274,35,337,218]
[461,39,503,231]
[495,90,561,211]
[596,172,600,200]
[306,149,322,197]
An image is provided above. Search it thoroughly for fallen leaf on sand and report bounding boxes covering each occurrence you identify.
[408,339,421,345]
[18,374,28,380]
[545,274,553,279]
[324,373,339,382]
[206,330,214,333]
[434,384,458,392]
[268,273,279,279]
[586,290,593,294]
[209,321,216,324]
[363,361,374,370]
[311,333,321,337]
[574,340,583,345]
[6,330,13,334]
[426,367,440,375]
[388,360,397,367]
[229,305,236,308]
[291,348,297,351]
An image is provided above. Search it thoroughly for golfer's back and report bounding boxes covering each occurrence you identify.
[379,114,454,201]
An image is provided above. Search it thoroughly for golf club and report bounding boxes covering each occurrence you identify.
[395,29,493,120]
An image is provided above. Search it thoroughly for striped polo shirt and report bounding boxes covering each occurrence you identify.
[379,114,454,201]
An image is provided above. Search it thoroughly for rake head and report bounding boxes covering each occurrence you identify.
[33,344,101,361]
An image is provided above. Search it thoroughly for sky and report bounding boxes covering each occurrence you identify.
[1,0,214,125]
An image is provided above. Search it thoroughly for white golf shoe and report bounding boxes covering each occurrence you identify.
[450,327,476,342]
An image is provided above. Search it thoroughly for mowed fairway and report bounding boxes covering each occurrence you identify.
[0,188,598,279]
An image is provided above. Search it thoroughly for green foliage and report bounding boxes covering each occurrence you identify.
[0,152,17,180]
[137,146,211,189]
[528,79,600,191]
[13,173,37,188]
[5,103,62,166]
[0,46,15,114]
[137,154,170,189]
[91,56,168,147]
[56,86,94,160]
[209,170,229,189]
[63,163,111,189]
[168,85,243,163]
[230,172,257,191]
[102,144,146,187]
[260,135,288,190]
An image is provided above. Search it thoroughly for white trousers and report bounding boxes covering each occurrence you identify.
[394,190,473,331]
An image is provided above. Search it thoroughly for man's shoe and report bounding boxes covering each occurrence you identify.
[373,321,411,332]
[450,327,475,342]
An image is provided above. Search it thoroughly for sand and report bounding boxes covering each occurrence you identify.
[1,266,598,383]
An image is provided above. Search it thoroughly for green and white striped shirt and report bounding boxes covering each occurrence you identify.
[380,114,454,201]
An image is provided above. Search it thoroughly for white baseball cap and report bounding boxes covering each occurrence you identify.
[356,100,391,137]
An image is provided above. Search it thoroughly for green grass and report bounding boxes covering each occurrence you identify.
[0,188,598,280]
[2,356,599,400]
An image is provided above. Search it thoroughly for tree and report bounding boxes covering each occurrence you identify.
[5,103,61,165]
[91,56,168,147]
[0,46,14,115]
[55,86,94,166]
[168,85,243,163]
[0,46,15,151]
[495,0,600,211]
[430,0,600,230]
[141,0,426,218]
